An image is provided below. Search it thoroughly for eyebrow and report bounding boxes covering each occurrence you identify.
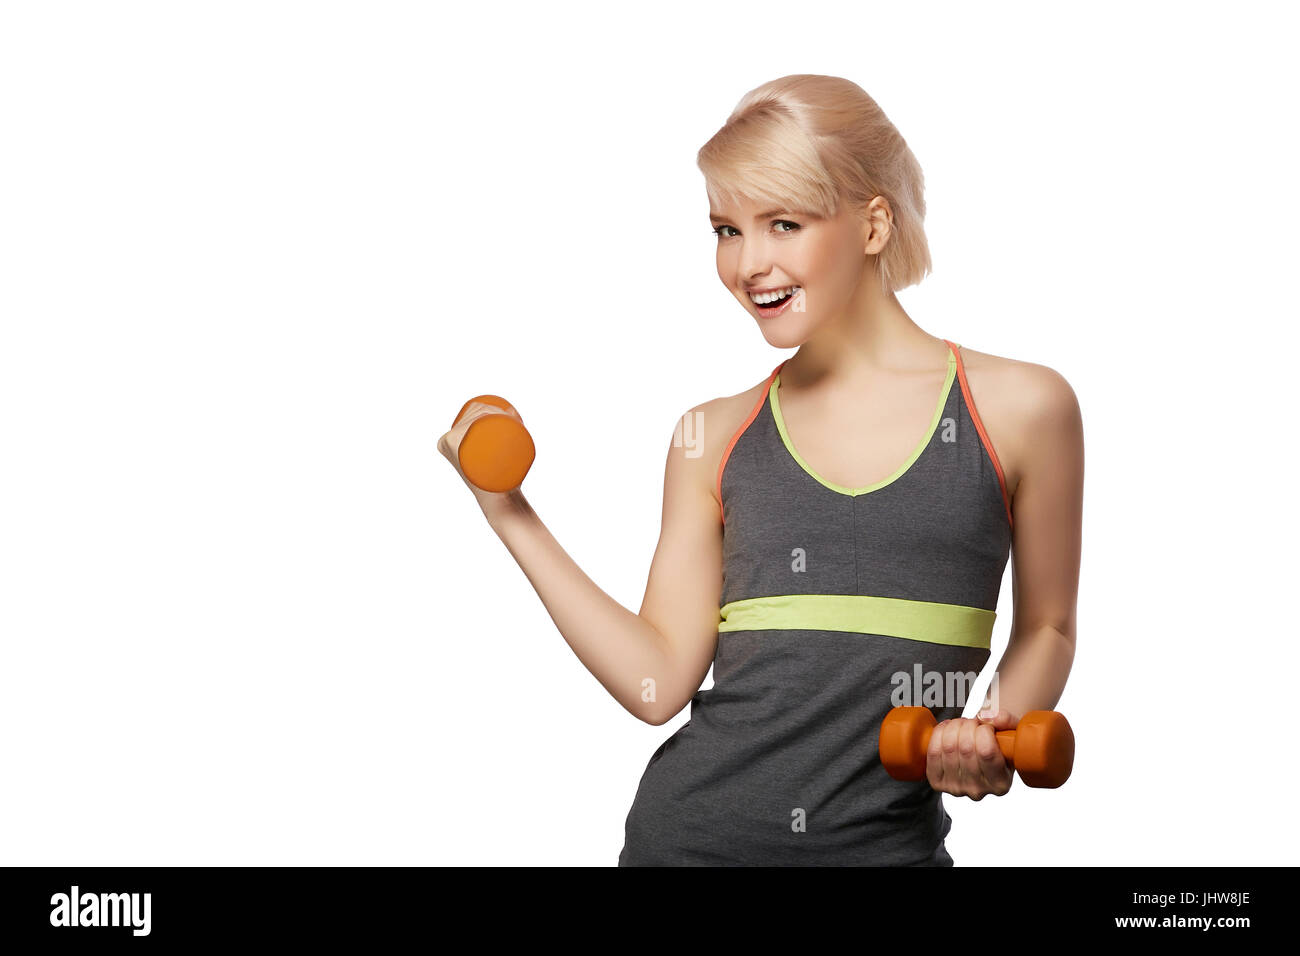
[708,207,789,224]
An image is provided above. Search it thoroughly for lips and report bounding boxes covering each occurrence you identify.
[753,289,798,318]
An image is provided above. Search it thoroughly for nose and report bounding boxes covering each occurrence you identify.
[736,237,772,286]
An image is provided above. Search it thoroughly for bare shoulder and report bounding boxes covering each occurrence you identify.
[670,374,775,516]
[955,344,1082,500]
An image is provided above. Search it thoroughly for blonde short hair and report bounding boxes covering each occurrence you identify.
[698,75,932,293]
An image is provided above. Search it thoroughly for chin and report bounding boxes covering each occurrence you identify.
[757,315,812,349]
[759,327,809,351]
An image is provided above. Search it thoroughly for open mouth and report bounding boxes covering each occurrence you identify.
[750,286,801,316]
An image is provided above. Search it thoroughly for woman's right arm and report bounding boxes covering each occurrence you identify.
[440,403,725,725]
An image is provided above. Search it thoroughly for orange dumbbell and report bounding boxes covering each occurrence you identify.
[452,394,536,493]
[879,706,1075,788]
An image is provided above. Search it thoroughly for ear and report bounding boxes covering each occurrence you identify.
[859,195,894,255]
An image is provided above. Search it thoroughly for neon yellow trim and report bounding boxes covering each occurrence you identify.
[717,593,995,649]
[769,347,957,496]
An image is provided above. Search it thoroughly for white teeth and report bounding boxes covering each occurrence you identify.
[749,286,799,305]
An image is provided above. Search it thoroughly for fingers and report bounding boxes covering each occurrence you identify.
[454,401,504,433]
[926,718,1012,799]
[925,718,964,796]
[951,719,976,799]
[973,721,1013,797]
[457,399,522,429]
[925,721,945,791]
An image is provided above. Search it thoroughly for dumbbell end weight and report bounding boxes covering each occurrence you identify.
[1010,710,1075,789]
[878,706,936,782]
[453,394,536,493]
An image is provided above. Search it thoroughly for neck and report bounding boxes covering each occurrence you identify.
[781,285,947,389]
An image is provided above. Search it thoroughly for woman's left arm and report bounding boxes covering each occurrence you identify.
[928,363,1084,799]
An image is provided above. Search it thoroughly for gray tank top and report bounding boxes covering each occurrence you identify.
[619,339,1014,865]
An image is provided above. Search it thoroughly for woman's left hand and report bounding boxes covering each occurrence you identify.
[925,709,1017,799]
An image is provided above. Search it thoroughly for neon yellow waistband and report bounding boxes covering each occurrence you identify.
[717,593,996,649]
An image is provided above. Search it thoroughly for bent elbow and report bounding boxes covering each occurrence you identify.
[633,703,669,726]
[645,697,688,726]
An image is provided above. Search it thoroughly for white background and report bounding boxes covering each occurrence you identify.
[2,1,1296,866]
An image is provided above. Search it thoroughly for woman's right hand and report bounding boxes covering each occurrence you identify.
[437,399,528,517]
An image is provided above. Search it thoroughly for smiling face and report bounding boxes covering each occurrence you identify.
[709,193,892,349]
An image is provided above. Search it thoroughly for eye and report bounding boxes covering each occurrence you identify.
[711,220,800,239]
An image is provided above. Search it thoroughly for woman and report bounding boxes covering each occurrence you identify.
[439,74,1083,865]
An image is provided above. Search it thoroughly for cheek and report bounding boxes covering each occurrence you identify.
[795,256,833,296]
[795,236,837,281]
[805,241,858,292]
[716,249,732,283]
[836,230,870,273]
